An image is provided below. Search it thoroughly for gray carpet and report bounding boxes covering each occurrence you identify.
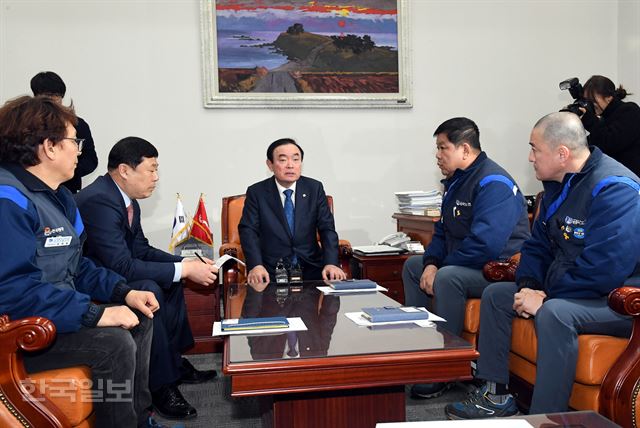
[154,353,471,427]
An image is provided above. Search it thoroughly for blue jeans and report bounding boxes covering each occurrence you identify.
[24,311,153,428]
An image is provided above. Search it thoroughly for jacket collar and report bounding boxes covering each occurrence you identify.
[542,146,602,192]
[0,162,55,193]
[441,151,487,187]
[601,98,622,119]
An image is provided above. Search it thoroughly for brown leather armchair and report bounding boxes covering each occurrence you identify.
[0,315,93,428]
[477,263,640,427]
[460,192,640,426]
[219,194,352,285]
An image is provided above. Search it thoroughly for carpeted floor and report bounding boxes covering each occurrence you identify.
[154,353,472,427]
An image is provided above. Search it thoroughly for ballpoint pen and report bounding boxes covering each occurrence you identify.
[195,253,207,264]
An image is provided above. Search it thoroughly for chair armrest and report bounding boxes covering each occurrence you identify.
[599,286,640,427]
[0,315,72,428]
[482,253,521,282]
[338,239,352,258]
[338,239,352,278]
[219,243,244,261]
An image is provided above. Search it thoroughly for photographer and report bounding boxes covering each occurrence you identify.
[579,75,640,175]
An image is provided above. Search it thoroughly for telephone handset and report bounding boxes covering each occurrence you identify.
[378,232,411,247]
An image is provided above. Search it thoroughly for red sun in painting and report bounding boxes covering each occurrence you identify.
[337,20,346,28]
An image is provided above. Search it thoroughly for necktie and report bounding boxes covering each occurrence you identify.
[126,204,134,227]
[283,189,297,265]
[283,189,295,235]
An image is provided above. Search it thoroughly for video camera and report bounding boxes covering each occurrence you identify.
[559,77,594,116]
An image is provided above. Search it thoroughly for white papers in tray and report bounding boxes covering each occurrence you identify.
[352,245,404,254]
[345,309,446,327]
[316,285,388,295]
[212,317,307,336]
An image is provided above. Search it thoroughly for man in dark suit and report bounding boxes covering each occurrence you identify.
[76,137,218,420]
[239,138,347,284]
[30,71,98,193]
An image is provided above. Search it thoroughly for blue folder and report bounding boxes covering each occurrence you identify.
[361,306,429,323]
[329,279,377,290]
[221,316,289,331]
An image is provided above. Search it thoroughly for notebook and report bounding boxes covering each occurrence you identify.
[221,317,289,331]
[361,306,429,323]
[329,279,378,290]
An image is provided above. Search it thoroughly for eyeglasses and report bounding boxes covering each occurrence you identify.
[61,137,84,153]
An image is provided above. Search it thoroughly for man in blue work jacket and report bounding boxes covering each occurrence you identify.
[403,117,531,399]
[0,95,167,428]
[446,112,640,419]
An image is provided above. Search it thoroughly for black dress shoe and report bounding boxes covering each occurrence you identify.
[151,384,197,420]
[180,357,217,384]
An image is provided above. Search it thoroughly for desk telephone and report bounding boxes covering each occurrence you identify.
[377,232,424,253]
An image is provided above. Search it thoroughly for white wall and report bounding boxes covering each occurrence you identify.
[0,0,626,250]
[619,0,640,102]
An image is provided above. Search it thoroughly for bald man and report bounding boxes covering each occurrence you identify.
[446,112,640,419]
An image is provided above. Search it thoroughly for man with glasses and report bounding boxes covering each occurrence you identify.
[0,95,172,427]
[30,71,98,193]
[77,137,219,420]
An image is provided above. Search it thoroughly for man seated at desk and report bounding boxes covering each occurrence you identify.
[402,117,530,399]
[76,137,218,420]
[239,138,347,284]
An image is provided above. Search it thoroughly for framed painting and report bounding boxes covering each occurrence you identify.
[200,0,411,108]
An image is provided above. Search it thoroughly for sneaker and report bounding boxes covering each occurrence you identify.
[445,385,517,419]
[145,415,185,428]
[410,382,453,399]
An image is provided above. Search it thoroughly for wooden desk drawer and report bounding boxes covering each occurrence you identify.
[379,280,404,304]
[364,263,404,281]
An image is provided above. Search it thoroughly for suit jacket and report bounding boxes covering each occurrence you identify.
[62,117,98,193]
[238,176,339,276]
[75,174,182,287]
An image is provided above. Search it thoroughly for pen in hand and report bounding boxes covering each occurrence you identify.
[195,253,207,264]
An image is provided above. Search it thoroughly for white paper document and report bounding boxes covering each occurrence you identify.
[214,254,246,269]
[212,317,307,336]
[345,311,444,327]
[376,419,533,427]
[316,285,388,295]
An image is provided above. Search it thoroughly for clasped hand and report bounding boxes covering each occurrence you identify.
[513,287,546,318]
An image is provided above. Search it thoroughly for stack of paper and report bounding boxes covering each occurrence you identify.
[395,190,442,216]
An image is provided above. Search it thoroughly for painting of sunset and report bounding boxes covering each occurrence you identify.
[214,0,400,94]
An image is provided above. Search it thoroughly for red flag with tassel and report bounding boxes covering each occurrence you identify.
[189,193,213,246]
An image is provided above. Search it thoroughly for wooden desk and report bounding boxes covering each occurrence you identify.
[224,282,478,428]
[392,213,439,246]
[351,214,439,304]
[183,279,222,354]
[351,253,411,303]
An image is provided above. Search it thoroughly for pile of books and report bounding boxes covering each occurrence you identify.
[395,190,442,216]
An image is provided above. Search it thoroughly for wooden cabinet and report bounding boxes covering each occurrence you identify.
[351,253,411,303]
[391,213,438,245]
[351,214,439,304]
[183,279,222,354]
